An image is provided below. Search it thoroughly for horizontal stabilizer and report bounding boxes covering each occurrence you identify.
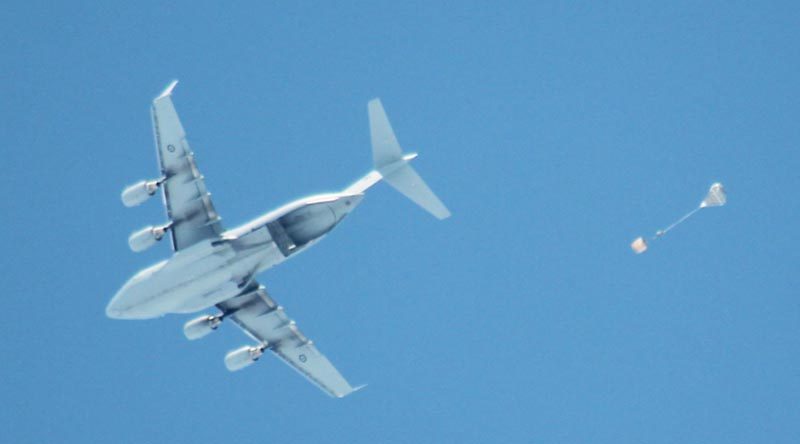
[383,164,451,220]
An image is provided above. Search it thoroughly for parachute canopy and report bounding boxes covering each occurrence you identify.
[700,182,726,208]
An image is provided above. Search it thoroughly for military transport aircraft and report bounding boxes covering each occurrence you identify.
[108,81,450,398]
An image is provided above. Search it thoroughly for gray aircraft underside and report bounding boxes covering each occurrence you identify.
[108,81,449,398]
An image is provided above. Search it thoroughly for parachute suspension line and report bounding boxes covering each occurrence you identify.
[654,206,702,239]
[631,182,726,254]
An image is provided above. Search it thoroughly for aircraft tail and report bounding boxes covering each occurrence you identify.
[366,99,451,220]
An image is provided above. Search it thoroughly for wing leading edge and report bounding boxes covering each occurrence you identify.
[152,81,224,250]
[217,283,359,398]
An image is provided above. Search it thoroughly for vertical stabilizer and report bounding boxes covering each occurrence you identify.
[368,99,403,168]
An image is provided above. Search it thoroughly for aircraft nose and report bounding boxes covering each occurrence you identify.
[106,306,124,319]
[106,286,133,319]
[105,297,127,319]
[105,290,150,320]
[107,260,168,320]
[106,275,145,319]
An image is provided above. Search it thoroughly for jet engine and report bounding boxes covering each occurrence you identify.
[121,179,162,207]
[224,344,265,372]
[128,225,169,252]
[183,314,222,340]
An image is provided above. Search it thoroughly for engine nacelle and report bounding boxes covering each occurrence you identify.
[183,314,222,340]
[128,225,169,252]
[121,179,161,207]
[224,345,265,372]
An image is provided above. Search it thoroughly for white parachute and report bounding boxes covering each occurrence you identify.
[700,182,727,208]
[631,182,727,254]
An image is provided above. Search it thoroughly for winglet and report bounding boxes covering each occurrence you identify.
[156,80,179,100]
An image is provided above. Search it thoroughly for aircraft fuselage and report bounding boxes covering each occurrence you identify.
[107,192,364,319]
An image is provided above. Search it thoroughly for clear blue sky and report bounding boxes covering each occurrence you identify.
[2,2,799,443]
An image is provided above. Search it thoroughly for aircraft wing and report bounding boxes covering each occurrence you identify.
[152,81,224,251]
[217,283,358,398]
